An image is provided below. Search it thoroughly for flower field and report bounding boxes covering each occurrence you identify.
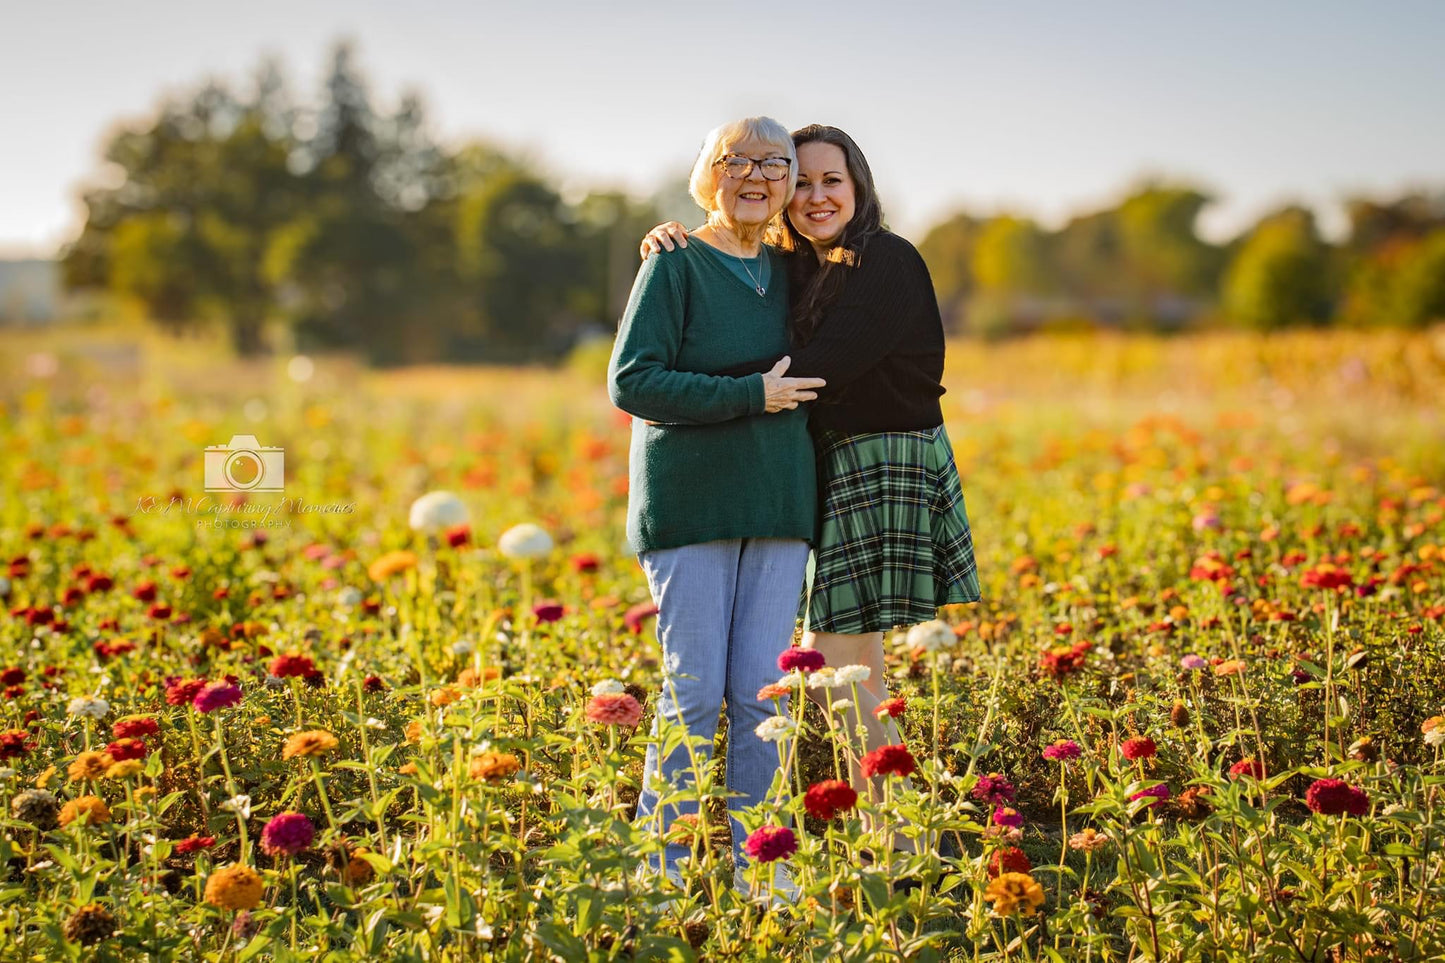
[1,327,1444,961]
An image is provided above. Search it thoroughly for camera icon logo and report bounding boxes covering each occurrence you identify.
[204,435,285,492]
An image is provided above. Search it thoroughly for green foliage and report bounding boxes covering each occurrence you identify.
[1222,208,1333,331]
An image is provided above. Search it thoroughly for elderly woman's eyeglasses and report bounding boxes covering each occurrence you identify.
[714,154,792,181]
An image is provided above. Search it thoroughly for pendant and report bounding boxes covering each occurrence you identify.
[755,284,765,296]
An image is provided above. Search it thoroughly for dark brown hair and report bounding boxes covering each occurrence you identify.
[773,125,885,346]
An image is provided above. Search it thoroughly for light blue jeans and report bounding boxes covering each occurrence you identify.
[633,537,811,877]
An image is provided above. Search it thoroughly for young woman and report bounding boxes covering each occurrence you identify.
[643,125,981,826]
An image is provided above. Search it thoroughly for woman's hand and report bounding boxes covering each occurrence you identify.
[762,357,825,413]
[640,222,690,260]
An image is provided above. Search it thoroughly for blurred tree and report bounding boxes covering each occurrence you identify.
[1388,228,1445,328]
[62,65,302,353]
[1337,193,1445,327]
[1116,184,1220,325]
[917,213,984,331]
[1222,207,1333,330]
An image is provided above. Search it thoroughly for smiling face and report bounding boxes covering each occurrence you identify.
[788,141,856,252]
[711,137,790,231]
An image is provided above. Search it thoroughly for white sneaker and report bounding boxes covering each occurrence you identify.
[732,863,799,908]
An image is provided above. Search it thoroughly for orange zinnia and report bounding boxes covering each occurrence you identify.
[282,729,339,760]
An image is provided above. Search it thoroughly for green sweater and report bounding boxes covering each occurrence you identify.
[607,241,817,553]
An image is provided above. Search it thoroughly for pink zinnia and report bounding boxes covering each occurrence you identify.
[777,647,825,673]
[193,681,242,714]
[971,772,1017,805]
[743,824,797,863]
[1180,654,1207,671]
[260,811,316,856]
[993,806,1024,828]
[1042,739,1081,761]
[586,693,642,727]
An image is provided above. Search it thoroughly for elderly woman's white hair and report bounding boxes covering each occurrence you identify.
[687,116,797,216]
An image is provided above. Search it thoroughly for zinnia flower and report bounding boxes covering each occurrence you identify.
[67,696,110,719]
[105,738,148,761]
[1039,640,1093,679]
[260,811,315,856]
[498,523,554,559]
[533,602,565,624]
[367,550,418,582]
[803,780,858,821]
[409,491,470,534]
[11,789,60,829]
[905,619,956,652]
[1180,654,1207,671]
[1228,758,1267,780]
[742,824,797,862]
[282,730,339,760]
[469,751,521,783]
[63,904,116,946]
[193,681,242,713]
[1042,739,1081,761]
[59,795,112,827]
[754,716,797,743]
[993,806,1024,828]
[586,693,642,727]
[112,716,160,740]
[1068,828,1110,852]
[1213,659,1247,677]
[983,872,1046,916]
[623,601,659,634]
[1130,783,1171,808]
[875,697,907,719]
[269,653,317,679]
[834,664,872,685]
[1301,563,1353,590]
[204,864,264,910]
[106,759,143,779]
[1422,716,1445,748]
[1305,778,1369,816]
[971,773,1016,805]
[175,833,216,853]
[756,682,792,701]
[1121,736,1157,761]
[68,751,113,782]
[861,744,917,779]
[777,647,825,673]
[987,845,1032,877]
[164,677,206,707]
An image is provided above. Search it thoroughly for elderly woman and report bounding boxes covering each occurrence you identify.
[607,116,824,896]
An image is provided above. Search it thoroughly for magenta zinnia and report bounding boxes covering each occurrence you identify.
[777,647,825,673]
[193,681,242,713]
[260,811,316,856]
[743,824,797,863]
[1042,739,1081,761]
[971,772,1017,805]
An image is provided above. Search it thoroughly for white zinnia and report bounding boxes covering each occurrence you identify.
[806,667,841,690]
[67,696,110,720]
[220,794,252,818]
[409,491,470,534]
[450,639,475,656]
[336,586,363,608]
[498,523,554,560]
[754,716,797,743]
[591,679,625,697]
[906,619,957,652]
[1426,729,1445,748]
[776,670,804,689]
[830,699,854,713]
[835,665,872,685]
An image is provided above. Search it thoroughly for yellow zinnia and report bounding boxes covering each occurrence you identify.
[282,729,339,760]
[106,759,144,780]
[68,751,114,782]
[204,864,264,910]
[983,871,1046,917]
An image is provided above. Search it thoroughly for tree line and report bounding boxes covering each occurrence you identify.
[62,44,1445,362]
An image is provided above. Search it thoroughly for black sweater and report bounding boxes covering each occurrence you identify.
[720,231,947,434]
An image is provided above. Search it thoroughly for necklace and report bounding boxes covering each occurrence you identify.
[737,254,766,297]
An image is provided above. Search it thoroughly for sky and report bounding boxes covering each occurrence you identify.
[2,0,1443,258]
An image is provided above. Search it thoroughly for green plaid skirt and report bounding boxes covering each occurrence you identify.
[804,425,981,634]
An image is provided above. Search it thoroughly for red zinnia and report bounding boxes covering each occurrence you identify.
[105,737,148,761]
[988,845,1032,877]
[1039,640,1093,679]
[1228,758,1267,780]
[1121,736,1157,761]
[193,682,243,714]
[803,779,858,821]
[269,653,317,679]
[164,678,207,707]
[861,744,917,779]
[1301,564,1353,591]
[444,524,471,548]
[0,667,23,687]
[112,717,160,740]
[175,834,216,853]
[874,697,907,719]
[532,602,565,624]
[0,729,35,759]
[569,553,600,574]
[132,581,157,603]
[1305,778,1369,817]
[742,824,797,863]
